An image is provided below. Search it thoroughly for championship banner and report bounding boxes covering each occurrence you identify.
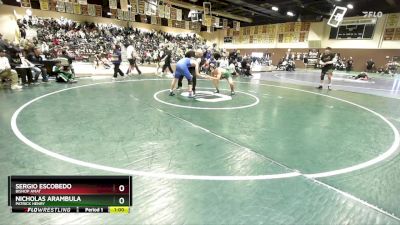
[151,15,157,24]
[386,14,399,28]
[49,0,57,11]
[168,19,172,27]
[138,0,145,14]
[73,3,81,14]
[95,4,102,17]
[223,18,228,29]
[164,5,170,19]
[39,0,49,10]
[176,8,182,21]
[158,4,164,18]
[144,2,149,15]
[117,9,123,20]
[78,0,86,5]
[57,1,65,12]
[81,4,88,15]
[129,11,136,21]
[20,0,31,8]
[233,21,240,31]
[170,7,176,20]
[123,10,130,20]
[109,0,117,9]
[88,3,95,16]
[130,0,138,14]
[65,2,73,13]
[185,21,190,30]
[110,8,117,18]
[205,15,212,27]
[120,0,128,11]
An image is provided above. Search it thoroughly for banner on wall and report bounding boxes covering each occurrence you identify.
[117,9,124,20]
[158,4,164,18]
[168,19,172,27]
[130,10,136,21]
[129,0,138,14]
[109,0,117,9]
[176,8,182,21]
[223,18,228,29]
[39,0,49,10]
[95,4,102,17]
[151,16,157,24]
[88,4,95,16]
[65,2,73,13]
[57,1,65,12]
[120,0,128,11]
[78,0,86,5]
[73,3,81,14]
[138,0,145,14]
[81,4,88,15]
[165,5,170,19]
[123,10,130,20]
[20,0,31,8]
[185,21,190,30]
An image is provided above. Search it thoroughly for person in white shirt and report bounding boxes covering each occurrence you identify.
[125,43,141,75]
[0,48,22,90]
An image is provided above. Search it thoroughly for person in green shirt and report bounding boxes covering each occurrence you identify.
[205,62,235,96]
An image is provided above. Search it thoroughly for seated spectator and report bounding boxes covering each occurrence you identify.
[27,47,49,82]
[60,50,75,75]
[8,48,33,86]
[0,48,22,90]
[53,61,76,83]
[346,57,353,72]
[366,59,375,72]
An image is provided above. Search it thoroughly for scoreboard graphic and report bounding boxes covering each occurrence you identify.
[8,176,132,213]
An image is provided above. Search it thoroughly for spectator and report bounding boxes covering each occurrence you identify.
[346,57,354,72]
[366,58,375,72]
[27,47,49,82]
[8,48,33,86]
[0,48,22,90]
[111,44,124,79]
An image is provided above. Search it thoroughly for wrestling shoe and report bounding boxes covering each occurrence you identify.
[317,85,323,89]
[231,91,235,96]
[169,92,175,96]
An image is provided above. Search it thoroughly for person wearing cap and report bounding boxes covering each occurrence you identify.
[0,48,22,90]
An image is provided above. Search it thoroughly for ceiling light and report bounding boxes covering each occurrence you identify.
[272,6,278,11]
[347,4,353,9]
[127,5,131,8]
[107,12,112,15]
[287,11,294,16]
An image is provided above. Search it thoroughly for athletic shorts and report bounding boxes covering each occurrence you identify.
[174,65,192,81]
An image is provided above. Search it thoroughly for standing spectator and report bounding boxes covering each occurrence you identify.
[126,43,141,75]
[111,44,124,79]
[0,48,22,90]
[27,47,48,82]
[161,46,173,75]
[346,57,354,72]
[366,58,375,72]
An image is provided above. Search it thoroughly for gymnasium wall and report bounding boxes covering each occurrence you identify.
[0,4,195,42]
[236,48,399,72]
